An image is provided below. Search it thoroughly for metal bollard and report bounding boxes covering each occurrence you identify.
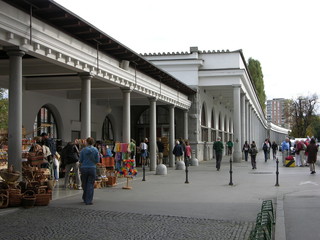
[142,164,146,181]
[229,157,233,186]
[185,159,189,184]
[275,158,279,186]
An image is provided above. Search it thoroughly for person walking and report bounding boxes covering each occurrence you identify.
[250,141,258,169]
[242,141,250,162]
[61,141,81,190]
[271,141,278,160]
[80,137,99,205]
[305,138,318,174]
[294,140,304,167]
[41,132,58,181]
[185,141,192,166]
[172,140,183,162]
[262,139,270,162]
[213,137,224,171]
[139,139,148,166]
[226,140,233,155]
[281,137,290,166]
[156,138,164,165]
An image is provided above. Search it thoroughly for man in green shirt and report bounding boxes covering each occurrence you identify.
[213,137,224,171]
[226,140,233,155]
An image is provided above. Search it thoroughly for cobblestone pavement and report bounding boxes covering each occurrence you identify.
[0,207,254,240]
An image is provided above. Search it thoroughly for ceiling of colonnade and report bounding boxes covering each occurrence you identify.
[0,51,156,107]
[205,86,235,112]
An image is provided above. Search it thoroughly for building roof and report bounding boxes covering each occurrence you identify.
[2,0,196,95]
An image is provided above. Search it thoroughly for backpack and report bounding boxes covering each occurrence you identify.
[263,143,268,151]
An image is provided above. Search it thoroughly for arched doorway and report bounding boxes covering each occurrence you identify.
[33,105,58,138]
[136,106,170,143]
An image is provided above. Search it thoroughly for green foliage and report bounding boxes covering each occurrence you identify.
[289,94,318,138]
[247,58,266,110]
[0,88,8,129]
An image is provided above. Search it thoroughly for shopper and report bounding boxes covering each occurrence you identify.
[61,141,81,190]
[41,132,58,180]
[185,141,192,166]
[156,138,164,165]
[305,138,318,174]
[262,139,270,162]
[249,141,258,169]
[242,141,250,162]
[213,137,224,171]
[281,138,290,166]
[80,137,99,205]
[226,140,233,155]
[271,141,278,160]
[172,140,183,162]
[294,140,304,167]
[139,139,148,166]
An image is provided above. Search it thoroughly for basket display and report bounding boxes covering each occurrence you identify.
[9,193,22,207]
[0,169,20,183]
[101,157,115,167]
[22,190,36,208]
[0,190,9,208]
[35,189,51,206]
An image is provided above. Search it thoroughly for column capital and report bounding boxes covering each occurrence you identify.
[78,72,94,80]
[4,46,26,57]
[148,97,157,103]
[120,87,132,93]
[232,84,241,88]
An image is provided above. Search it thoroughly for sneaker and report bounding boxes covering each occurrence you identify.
[77,186,82,190]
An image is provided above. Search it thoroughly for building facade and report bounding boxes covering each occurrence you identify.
[266,98,290,128]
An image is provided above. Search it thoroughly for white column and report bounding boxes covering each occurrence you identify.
[226,117,230,141]
[6,47,25,174]
[241,93,246,148]
[79,73,93,139]
[246,100,250,143]
[184,110,188,140]
[121,88,132,144]
[149,97,157,171]
[169,105,175,167]
[233,85,242,162]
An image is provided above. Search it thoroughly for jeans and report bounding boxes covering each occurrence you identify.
[264,150,268,162]
[215,152,222,170]
[80,167,96,204]
[244,151,249,161]
[251,155,257,169]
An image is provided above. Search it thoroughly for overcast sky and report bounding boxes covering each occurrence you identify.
[55,0,320,100]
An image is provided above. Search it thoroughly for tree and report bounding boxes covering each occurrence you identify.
[0,88,8,129]
[288,94,318,137]
[247,58,266,111]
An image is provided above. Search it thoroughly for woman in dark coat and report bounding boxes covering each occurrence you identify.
[305,138,318,174]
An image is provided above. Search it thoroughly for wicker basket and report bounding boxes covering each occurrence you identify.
[9,193,22,207]
[22,190,36,208]
[0,190,9,208]
[0,169,20,183]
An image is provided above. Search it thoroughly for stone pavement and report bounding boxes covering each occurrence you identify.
[0,151,319,239]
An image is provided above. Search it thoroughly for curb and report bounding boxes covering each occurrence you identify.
[275,194,286,240]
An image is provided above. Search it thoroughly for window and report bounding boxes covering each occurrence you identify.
[33,105,58,138]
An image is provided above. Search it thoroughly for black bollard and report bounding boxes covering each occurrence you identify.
[185,159,189,184]
[229,157,233,186]
[275,158,279,187]
[142,163,146,181]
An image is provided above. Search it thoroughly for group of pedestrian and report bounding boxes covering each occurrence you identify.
[172,138,192,166]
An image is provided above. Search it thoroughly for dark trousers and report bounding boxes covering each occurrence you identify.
[251,155,257,169]
[215,152,222,170]
[80,167,96,204]
[244,151,249,161]
[264,150,268,162]
[272,149,277,160]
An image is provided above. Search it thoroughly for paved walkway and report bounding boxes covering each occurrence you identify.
[0,151,319,239]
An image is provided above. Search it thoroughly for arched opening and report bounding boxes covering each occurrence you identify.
[136,106,170,142]
[101,116,114,141]
[33,105,58,138]
[201,103,208,142]
[211,109,216,142]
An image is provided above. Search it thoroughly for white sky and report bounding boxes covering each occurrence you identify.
[55,0,320,100]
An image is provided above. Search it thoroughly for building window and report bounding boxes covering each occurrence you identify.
[33,105,58,138]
